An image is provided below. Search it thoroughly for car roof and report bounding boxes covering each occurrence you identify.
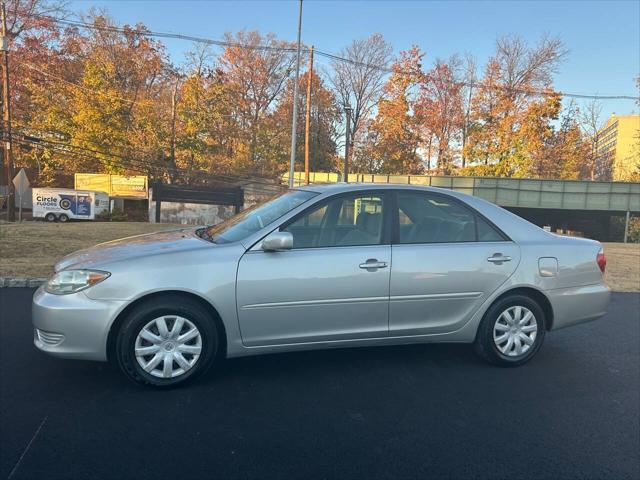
[296,182,447,194]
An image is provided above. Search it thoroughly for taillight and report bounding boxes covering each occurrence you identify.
[596,249,606,274]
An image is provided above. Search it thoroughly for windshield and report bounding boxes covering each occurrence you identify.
[198,189,318,244]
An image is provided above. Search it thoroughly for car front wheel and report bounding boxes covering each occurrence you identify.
[474,294,546,366]
[115,297,218,387]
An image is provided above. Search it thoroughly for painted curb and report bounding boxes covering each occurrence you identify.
[0,277,47,288]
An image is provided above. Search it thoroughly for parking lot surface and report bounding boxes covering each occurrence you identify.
[1,288,639,480]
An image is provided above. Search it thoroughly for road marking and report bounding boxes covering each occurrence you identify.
[7,416,48,480]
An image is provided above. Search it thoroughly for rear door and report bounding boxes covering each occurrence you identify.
[389,190,520,336]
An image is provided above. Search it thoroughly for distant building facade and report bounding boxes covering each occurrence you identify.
[595,114,640,181]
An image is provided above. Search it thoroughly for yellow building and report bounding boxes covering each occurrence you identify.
[596,114,640,181]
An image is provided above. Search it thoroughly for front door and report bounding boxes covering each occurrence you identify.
[389,190,520,336]
[236,192,391,347]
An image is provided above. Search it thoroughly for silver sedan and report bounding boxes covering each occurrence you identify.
[33,184,611,387]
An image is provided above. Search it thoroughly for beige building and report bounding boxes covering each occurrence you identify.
[596,114,640,181]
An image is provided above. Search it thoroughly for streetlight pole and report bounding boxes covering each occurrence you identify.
[288,0,303,188]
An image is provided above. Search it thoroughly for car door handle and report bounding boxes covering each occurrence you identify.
[359,259,388,270]
[487,253,512,264]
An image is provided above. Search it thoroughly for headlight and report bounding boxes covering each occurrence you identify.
[45,270,110,295]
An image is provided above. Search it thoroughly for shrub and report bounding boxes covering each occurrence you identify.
[95,207,128,222]
[627,217,640,243]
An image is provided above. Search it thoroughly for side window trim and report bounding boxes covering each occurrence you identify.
[279,190,392,249]
[391,189,511,245]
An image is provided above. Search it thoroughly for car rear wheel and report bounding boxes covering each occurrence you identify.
[474,294,546,366]
[45,213,57,222]
[115,297,218,387]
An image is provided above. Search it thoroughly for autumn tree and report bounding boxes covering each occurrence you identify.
[68,17,166,174]
[628,76,640,181]
[219,30,296,175]
[360,46,424,174]
[578,99,603,180]
[460,53,477,167]
[463,58,502,166]
[273,69,341,174]
[513,93,562,178]
[463,35,568,176]
[3,0,69,183]
[550,103,591,179]
[174,44,232,181]
[416,56,464,173]
[5,6,618,187]
[2,0,66,39]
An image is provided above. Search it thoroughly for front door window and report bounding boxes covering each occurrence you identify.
[282,194,385,248]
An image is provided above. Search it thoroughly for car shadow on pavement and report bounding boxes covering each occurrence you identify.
[40,342,482,391]
[212,343,479,382]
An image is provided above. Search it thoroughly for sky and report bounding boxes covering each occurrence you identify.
[69,0,640,117]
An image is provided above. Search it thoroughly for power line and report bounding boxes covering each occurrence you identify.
[17,61,273,120]
[18,61,138,104]
[29,13,298,53]
[24,12,639,101]
[15,136,286,196]
[11,127,286,193]
[313,49,638,101]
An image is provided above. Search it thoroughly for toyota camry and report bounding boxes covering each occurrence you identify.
[33,183,611,387]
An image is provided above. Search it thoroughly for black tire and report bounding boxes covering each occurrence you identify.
[474,294,546,367]
[58,213,69,223]
[115,296,219,387]
[45,213,57,222]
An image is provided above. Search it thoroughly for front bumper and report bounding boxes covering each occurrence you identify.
[546,282,611,330]
[32,286,126,361]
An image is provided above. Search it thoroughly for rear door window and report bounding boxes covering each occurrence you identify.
[396,191,505,244]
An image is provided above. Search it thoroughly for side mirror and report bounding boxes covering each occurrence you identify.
[261,231,293,251]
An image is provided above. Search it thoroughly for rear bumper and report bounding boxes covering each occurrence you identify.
[32,286,125,361]
[546,283,611,330]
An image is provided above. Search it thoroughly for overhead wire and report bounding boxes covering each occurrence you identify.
[25,12,639,102]
[12,128,286,195]
[8,10,637,189]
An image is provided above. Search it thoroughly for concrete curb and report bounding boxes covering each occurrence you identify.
[0,277,47,288]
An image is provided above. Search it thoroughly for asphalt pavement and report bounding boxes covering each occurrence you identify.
[1,288,638,480]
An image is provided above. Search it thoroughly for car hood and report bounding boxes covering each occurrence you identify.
[54,228,210,272]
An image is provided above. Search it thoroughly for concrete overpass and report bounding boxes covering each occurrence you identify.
[286,172,640,242]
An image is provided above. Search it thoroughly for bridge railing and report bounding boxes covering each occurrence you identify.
[283,172,640,213]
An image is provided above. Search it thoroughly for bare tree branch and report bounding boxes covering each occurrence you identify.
[329,33,392,146]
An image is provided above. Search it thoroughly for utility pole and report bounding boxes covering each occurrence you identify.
[1,0,14,221]
[288,0,303,188]
[168,79,179,184]
[304,45,314,185]
[343,106,352,183]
